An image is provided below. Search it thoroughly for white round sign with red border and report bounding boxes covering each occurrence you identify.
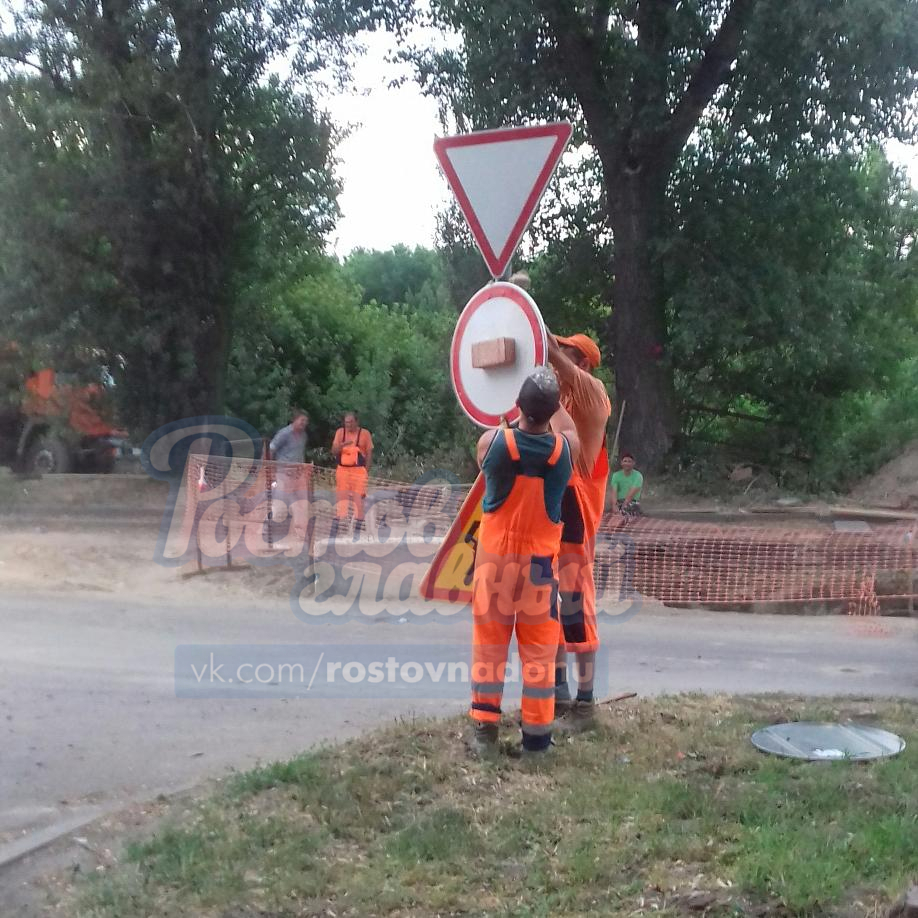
[450,282,548,428]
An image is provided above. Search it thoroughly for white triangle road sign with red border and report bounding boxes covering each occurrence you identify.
[433,123,573,279]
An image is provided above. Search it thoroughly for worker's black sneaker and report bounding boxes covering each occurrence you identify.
[519,732,554,761]
[520,742,554,760]
[556,699,597,732]
[569,698,597,727]
[471,722,499,756]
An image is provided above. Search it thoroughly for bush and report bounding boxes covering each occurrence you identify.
[805,359,918,492]
[226,261,475,479]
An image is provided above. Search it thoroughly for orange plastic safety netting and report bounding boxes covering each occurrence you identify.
[595,515,917,614]
[180,453,466,557]
[180,454,917,614]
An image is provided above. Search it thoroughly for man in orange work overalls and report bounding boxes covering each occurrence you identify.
[331,412,373,537]
[548,333,612,721]
[470,367,581,756]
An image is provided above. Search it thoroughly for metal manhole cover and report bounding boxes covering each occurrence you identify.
[751,722,905,761]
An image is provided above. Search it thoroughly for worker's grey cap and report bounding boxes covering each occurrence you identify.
[517,366,561,424]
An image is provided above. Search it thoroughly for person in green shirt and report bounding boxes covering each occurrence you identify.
[610,452,644,517]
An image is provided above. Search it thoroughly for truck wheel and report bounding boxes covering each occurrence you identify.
[24,435,72,474]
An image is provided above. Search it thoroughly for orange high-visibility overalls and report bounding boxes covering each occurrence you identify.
[470,428,570,750]
[335,428,370,521]
[558,437,609,652]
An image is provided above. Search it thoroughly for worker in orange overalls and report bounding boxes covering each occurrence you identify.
[470,367,580,756]
[548,332,612,722]
[331,412,373,537]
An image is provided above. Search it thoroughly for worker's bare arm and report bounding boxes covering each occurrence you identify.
[476,429,499,468]
[551,403,581,467]
[547,333,580,387]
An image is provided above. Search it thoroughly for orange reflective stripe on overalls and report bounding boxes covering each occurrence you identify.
[471,429,564,738]
[335,429,369,520]
[558,439,608,653]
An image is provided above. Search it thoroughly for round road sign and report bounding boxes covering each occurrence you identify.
[450,282,548,428]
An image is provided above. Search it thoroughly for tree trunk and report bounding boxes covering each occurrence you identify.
[607,166,678,471]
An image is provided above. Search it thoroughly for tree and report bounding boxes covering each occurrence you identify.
[0,0,400,435]
[404,0,918,467]
[524,157,614,337]
[430,205,493,311]
[226,257,471,473]
[343,244,450,310]
[667,141,918,476]
[669,145,918,421]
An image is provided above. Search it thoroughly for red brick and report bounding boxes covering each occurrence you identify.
[471,337,516,369]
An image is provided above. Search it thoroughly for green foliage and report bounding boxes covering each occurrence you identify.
[4,0,918,490]
[525,155,614,337]
[79,698,918,918]
[400,0,918,466]
[226,257,472,474]
[433,205,492,310]
[802,360,918,491]
[669,146,918,406]
[410,0,918,167]
[667,142,918,486]
[344,244,449,310]
[0,0,387,436]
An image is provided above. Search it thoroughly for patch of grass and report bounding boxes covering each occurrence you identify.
[725,752,918,908]
[75,697,918,917]
[225,750,329,798]
[80,808,330,916]
[386,806,478,863]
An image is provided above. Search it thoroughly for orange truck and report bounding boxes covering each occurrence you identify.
[0,355,129,474]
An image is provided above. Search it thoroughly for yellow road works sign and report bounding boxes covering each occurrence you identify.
[418,474,484,604]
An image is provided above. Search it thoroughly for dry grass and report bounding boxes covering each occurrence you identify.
[75,694,918,918]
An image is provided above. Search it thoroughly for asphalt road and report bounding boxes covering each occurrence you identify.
[1,589,917,909]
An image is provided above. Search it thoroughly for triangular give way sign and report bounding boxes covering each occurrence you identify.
[434,123,572,279]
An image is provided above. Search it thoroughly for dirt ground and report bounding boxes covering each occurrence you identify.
[2,454,916,611]
[2,468,916,917]
[0,464,911,607]
[0,522,302,606]
[849,439,918,508]
[0,470,300,606]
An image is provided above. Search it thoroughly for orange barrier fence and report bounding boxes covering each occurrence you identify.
[181,453,917,614]
[596,516,916,614]
[181,453,465,568]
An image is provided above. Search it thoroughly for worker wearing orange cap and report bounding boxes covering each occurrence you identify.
[548,332,612,721]
[470,368,580,756]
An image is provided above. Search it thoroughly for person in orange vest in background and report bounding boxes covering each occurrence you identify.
[470,367,580,756]
[548,331,612,723]
[331,412,373,537]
